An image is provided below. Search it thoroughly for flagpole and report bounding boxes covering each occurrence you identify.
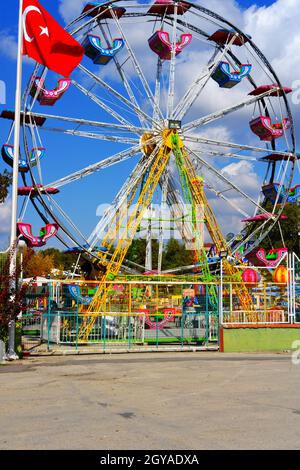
[7,0,23,360]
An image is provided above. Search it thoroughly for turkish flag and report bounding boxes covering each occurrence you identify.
[22,0,84,77]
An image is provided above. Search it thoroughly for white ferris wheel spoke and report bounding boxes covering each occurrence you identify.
[231,219,271,256]
[98,22,149,129]
[44,144,147,190]
[174,35,239,121]
[153,57,163,122]
[184,145,271,216]
[167,3,178,119]
[172,68,211,121]
[157,172,168,274]
[184,134,294,157]
[182,88,281,132]
[72,79,137,130]
[69,6,112,36]
[78,64,160,130]
[25,111,148,135]
[40,126,140,145]
[183,144,261,162]
[111,9,164,122]
[202,176,251,219]
[46,194,91,244]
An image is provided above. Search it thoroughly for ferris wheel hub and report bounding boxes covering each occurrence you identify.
[168,119,182,130]
[140,129,184,156]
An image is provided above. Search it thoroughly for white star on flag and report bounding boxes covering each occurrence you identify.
[39,26,49,37]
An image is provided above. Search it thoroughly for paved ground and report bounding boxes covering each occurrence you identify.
[0,352,300,450]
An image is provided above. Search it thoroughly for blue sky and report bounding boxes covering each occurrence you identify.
[238,0,275,6]
[0,0,298,250]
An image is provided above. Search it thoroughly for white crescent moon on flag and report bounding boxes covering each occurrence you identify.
[22,6,42,43]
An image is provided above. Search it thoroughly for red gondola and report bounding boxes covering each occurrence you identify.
[208,28,251,46]
[148,0,191,15]
[18,186,59,196]
[82,2,126,19]
[249,84,292,97]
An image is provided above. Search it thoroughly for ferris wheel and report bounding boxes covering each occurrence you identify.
[1,0,296,276]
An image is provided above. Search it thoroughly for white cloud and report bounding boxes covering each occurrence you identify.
[243,0,300,85]
[0,32,19,61]
[202,159,261,236]
[58,0,87,24]
[0,30,33,64]
[221,160,260,196]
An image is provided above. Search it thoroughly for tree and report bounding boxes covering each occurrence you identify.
[244,202,300,256]
[0,170,12,203]
[0,248,27,346]
[162,238,193,270]
[126,239,168,270]
[23,248,55,278]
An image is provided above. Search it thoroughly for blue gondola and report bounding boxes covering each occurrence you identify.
[287,185,300,203]
[30,147,45,165]
[1,144,29,172]
[82,34,124,65]
[1,144,45,172]
[211,62,252,89]
[68,285,92,305]
[66,244,108,253]
[262,182,300,204]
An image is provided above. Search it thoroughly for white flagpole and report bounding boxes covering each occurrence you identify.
[7,0,23,360]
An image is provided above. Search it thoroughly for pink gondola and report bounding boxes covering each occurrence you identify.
[241,213,287,223]
[30,77,71,106]
[250,116,291,141]
[148,30,192,60]
[246,248,288,268]
[17,222,59,248]
[148,0,191,15]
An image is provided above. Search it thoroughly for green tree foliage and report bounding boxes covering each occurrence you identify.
[0,170,12,203]
[126,239,159,269]
[162,238,193,270]
[42,248,79,271]
[126,238,193,271]
[244,202,300,256]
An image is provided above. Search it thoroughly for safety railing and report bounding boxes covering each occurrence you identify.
[37,310,219,352]
[221,282,294,325]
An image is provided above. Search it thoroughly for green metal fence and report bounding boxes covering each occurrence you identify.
[21,280,220,353]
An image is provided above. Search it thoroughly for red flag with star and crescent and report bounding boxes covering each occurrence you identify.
[22,0,84,77]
